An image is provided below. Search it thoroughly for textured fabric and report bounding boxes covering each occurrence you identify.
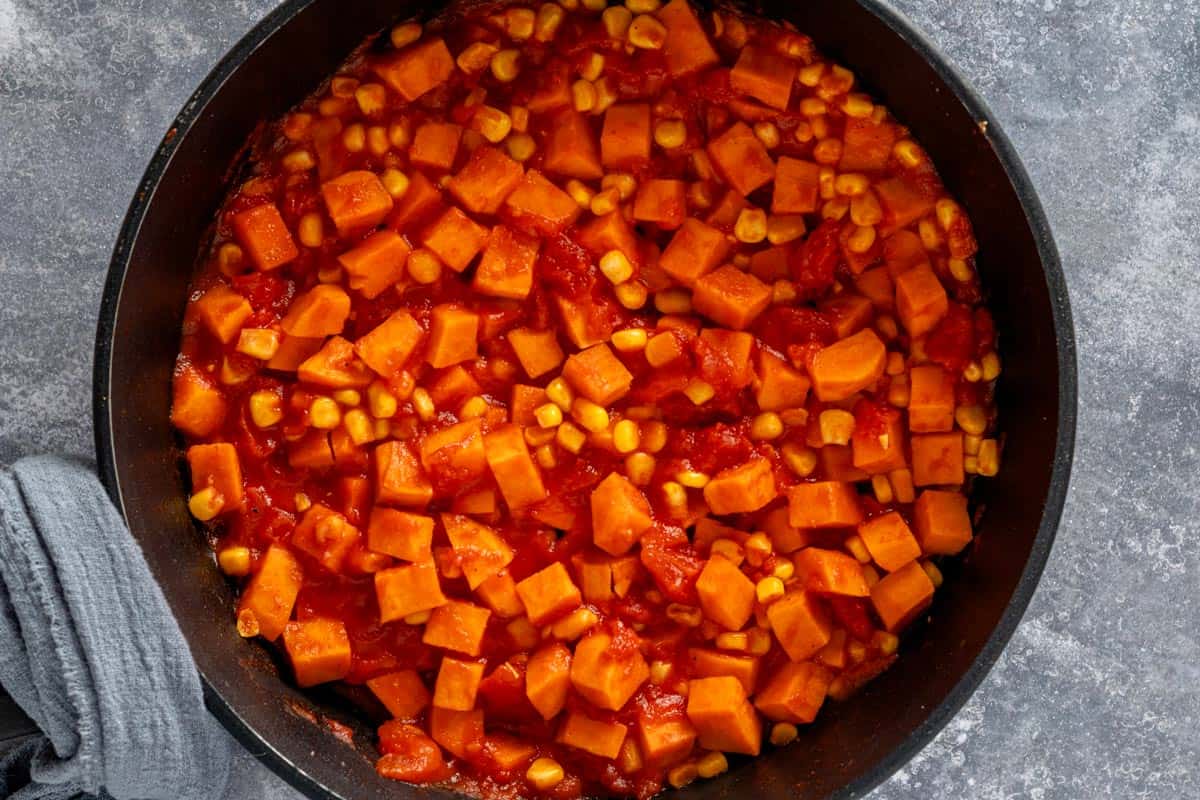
[0,455,231,800]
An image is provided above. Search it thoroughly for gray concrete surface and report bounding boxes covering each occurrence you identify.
[1,0,1198,797]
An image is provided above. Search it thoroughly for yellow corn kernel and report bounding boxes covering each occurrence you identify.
[557,421,587,454]
[710,538,744,566]
[341,123,366,153]
[535,443,558,469]
[281,149,316,173]
[753,120,781,149]
[964,434,983,456]
[860,564,880,589]
[550,607,599,640]
[506,132,536,162]
[834,173,869,197]
[846,225,877,254]
[744,531,771,562]
[474,105,513,143]
[237,329,281,361]
[535,2,566,40]
[756,576,786,605]
[407,248,442,284]
[955,405,988,436]
[627,0,661,10]
[331,389,360,407]
[847,639,867,664]
[525,426,556,447]
[572,79,598,112]
[662,481,688,515]
[734,207,768,244]
[217,546,251,576]
[216,242,244,277]
[649,660,673,685]
[682,182,711,212]
[749,411,783,441]
[526,757,564,791]
[876,314,900,340]
[716,632,748,651]
[888,374,910,408]
[457,41,499,74]
[681,379,713,406]
[505,7,536,40]
[773,561,795,581]
[309,397,341,430]
[841,93,874,118]
[851,191,883,227]
[799,97,827,117]
[387,117,413,150]
[654,118,687,149]
[581,0,606,9]
[592,76,618,114]
[611,328,648,352]
[982,351,1001,381]
[330,76,359,98]
[612,419,640,453]
[602,5,633,38]
[643,333,679,367]
[344,409,375,446]
[627,14,666,48]
[411,387,435,422]
[654,288,692,314]
[316,264,342,285]
[625,452,656,486]
[883,351,904,376]
[367,124,390,156]
[290,494,311,515]
[781,442,817,477]
[822,197,849,222]
[674,470,708,489]
[889,468,915,503]
[282,112,312,142]
[815,167,837,201]
[766,214,806,245]
[770,722,799,747]
[579,52,606,82]
[978,438,1000,476]
[818,409,855,445]
[459,395,488,420]
[508,106,529,134]
[668,763,698,789]
[948,257,973,283]
[963,360,984,382]
[546,377,574,410]
[746,627,772,655]
[922,560,944,588]
[372,171,407,203]
[565,179,594,208]
[893,139,923,167]
[247,390,281,428]
[814,138,843,165]
[533,402,563,429]
[490,49,521,82]
[590,186,619,216]
[352,84,386,119]
[599,249,634,284]
[845,534,871,564]
[935,198,961,231]
[367,383,398,419]
[791,120,813,143]
[639,420,667,453]
[188,487,225,521]
[390,21,422,49]
[771,279,798,306]
[602,173,638,202]
[871,473,894,504]
[665,603,702,626]
[918,217,942,250]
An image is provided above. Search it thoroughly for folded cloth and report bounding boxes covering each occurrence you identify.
[0,455,231,800]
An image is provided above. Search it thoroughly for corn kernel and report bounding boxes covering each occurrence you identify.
[639,420,667,453]
[341,123,366,153]
[499,132,533,162]
[599,249,635,284]
[954,405,987,436]
[248,390,284,428]
[526,757,565,791]
[564,180,594,209]
[217,546,251,576]
[546,377,574,410]
[894,139,923,167]
[744,531,772,563]
[534,2,565,40]
[457,396,486,420]
[753,120,781,149]
[918,217,942,250]
[643,332,680,367]
[624,452,656,486]
[665,603,703,627]
[682,378,714,405]
[782,442,817,477]
[846,224,877,254]
[579,52,605,82]
[557,421,587,453]
[627,14,666,48]
[649,660,673,685]
[330,76,359,98]
[871,473,894,504]
[948,257,973,282]
[614,280,648,310]
[291,493,312,514]
[532,443,556,469]
[411,387,435,421]
[799,98,827,117]
[716,632,748,651]
[490,48,521,82]
[525,426,556,447]
[281,149,316,173]
[935,198,961,231]
[550,607,599,640]
[654,288,692,314]
[982,351,1001,381]
[662,481,688,515]
[773,561,795,581]
[963,360,984,382]
[888,374,910,408]
[390,21,422,48]
[734,207,768,243]
[572,79,598,112]
[842,93,874,118]
[316,264,342,285]
[832,173,868,197]
[844,534,871,564]
[674,470,708,489]
[366,383,397,420]
[851,191,883,227]
[407,248,442,284]
[282,112,313,142]
[813,138,842,165]
[533,402,563,429]
[602,5,633,38]
[309,397,341,429]
[590,186,619,216]
[764,214,806,246]
[745,412,782,442]
[216,242,244,276]
[817,409,854,445]
[889,468,915,503]
[668,763,698,789]
[188,487,224,521]
[876,314,899,340]
[592,76,618,114]
[710,539,744,565]
[581,0,606,9]
[770,723,799,746]
[504,6,536,40]
[756,576,786,605]
[474,105,513,143]
[608,419,639,453]
[747,627,772,655]
[772,279,798,305]
[978,438,1000,476]
[923,560,944,587]
[343,408,375,445]
[610,328,647,353]
[654,118,687,149]
[822,197,849,221]
[236,329,280,361]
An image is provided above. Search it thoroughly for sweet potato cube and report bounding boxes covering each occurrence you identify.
[707,122,775,196]
[610,556,641,598]
[882,230,929,278]
[823,294,874,340]
[237,545,302,641]
[870,560,934,632]
[657,0,719,77]
[693,518,746,553]
[485,735,537,771]
[638,713,697,766]
[516,562,581,625]
[855,266,895,309]
[231,203,299,270]
[420,419,488,488]
[321,170,395,235]
[851,409,907,474]
[563,343,633,406]
[507,328,564,379]
[763,505,810,554]
[287,430,335,470]
[858,511,922,571]
[911,432,964,486]
[794,547,869,596]
[754,661,833,724]
[442,513,514,589]
[685,676,761,755]
[786,481,862,529]
[913,490,973,555]
[291,504,361,573]
[368,508,434,562]
[554,293,613,349]
[808,328,887,401]
[193,284,252,344]
[820,444,868,483]
[755,350,811,411]
[703,457,776,515]
[767,589,832,662]
[423,599,492,656]
[510,384,548,427]
[368,670,430,719]
[280,284,351,338]
[633,178,687,229]
[375,561,446,622]
[429,707,485,759]
[473,225,540,300]
[374,440,434,507]
[283,618,351,687]
[526,643,572,719]
[772,157,821,215]
[387,170,443,231]
[695,556,756,630]
[504,170,581,235]
[268,335,324,371]
[687,649,760,694]
[428,365,482,407]
[187,442,244,510]
[908,365,955,432]
[434,657,485,711]
[172,364,226,436]
[839,117,898,172]
[419,207,488,272]
[573,555,614,602]
[411,122,463,172]
[426,304,479,368]
[705,188,747,229]
[484,424,548,510]
[338,229,411,299]
[698,329,754,389]
[448,146,525,215]
[475,571,525,618]
[355,311,424,378]
[693,265,771,330]
[543,108,603,180]
[875,176,936,233]
[591,472,654,556]
[730,45,796,110]
[601,103,652,168]
[576,209,639,263]
[658,219,728,287]
[298,336,374,388]
[557,713,628,759]
[375,37,454,100]
[895,264,949,337]
[570,630,649,711]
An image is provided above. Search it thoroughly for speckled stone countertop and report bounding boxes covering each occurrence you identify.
[1,0,1197,797]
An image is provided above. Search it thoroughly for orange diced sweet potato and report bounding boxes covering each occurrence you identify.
[851,408,907,474]
[376,561,446,622]
[658,218,730,286]
[420,418,487,485]
[763,505,810,554]
[570,630,649,711]
[767,589,832,662]
[321,170,395,235]
[703,457,776,514]
[685,676,761,755]
[543,107,603,180]
[507,328,564,379]
[484,424,548,510]
[368,508,434,563]
[187,442,244,510]
[573,554,614,602]
[475,571,525,618]
[171,363,226,436]
[374,37,455,101]
[895,264,949,337]
[693,518,746,553]
[657,0,719,77]
[913,489,973,555]
[473,225,540,300]
[298,335,374,388]
[819,444,869,483]
[687,649,760,694]
[484,735,536,771]
[911,432,964,486]
[526,642,572,719]
[338,229,411,299]
[231,203,299,270]
[504,170,582,235]
[772,157,821,215]
[237,544,303,641]
[429,706,485,759]
[420,207,488,272]
[705,188,747,229]
[448,146,525,215]
[591,472,654,556]
[287,430,335,470]
[755,350,810,411]
[434,657,485,711]
[808,328,887,401]
[698,328,754,388]
[516,562,581,625]
[510,384,548,427]
[283,618,352,687]
[870,559,934,632]
[823,294,874,340]
[280,284,351,337]
[610,555,641,598]
[786,481,862,528]
[882,230,929,277]
[695,555,756,630]
[730,45,796,110]
[632,178,687,229]
[442,513,515,589]
[563,343,633,406]
[753,661,833,724]
[193,284,252,344]
[354,311,424,379]
[423,599,492,656]
[706,121,775,196]
[875,176,937,233]
[576,209,639,263]
[555,293,614,349]
[411,122,462,172]
[637,713,696,766]
[858,511,923,571]
[387,170,443,231]
[855,266,895,309]
[426,304,479,368]
[908,365,955,432]
[794,547,870,596]
[429,365,483,407]
[839,117,898,172]
[693,265,771,330]
[268,335,324,371]
[601,103,652,168]
[291,504,361,573]
[368,670,431,720]
[374,440,434,507]
[557,712,628,759]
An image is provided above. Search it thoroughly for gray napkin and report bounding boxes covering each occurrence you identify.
[0,455,231,800]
